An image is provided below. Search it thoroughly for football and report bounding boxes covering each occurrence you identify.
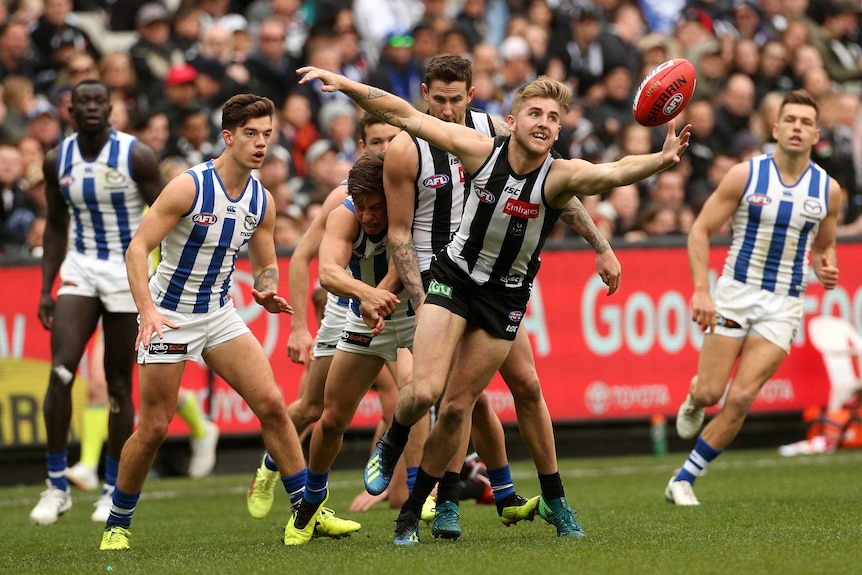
[632,59,697,127]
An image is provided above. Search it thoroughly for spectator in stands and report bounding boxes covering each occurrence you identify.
[731,0,773,47]
[130,2,185,108]
[811,92,858,221]
[0,142,33,253]
[0,76,36,142]
[248,0,311,61]
[598,183,641,238]
[164,106,220,166]
[318,99,358,160]
[26,99,63,152]
[131,109,170,161]
[161,63,202,142]
[290,138,350,210]
[810,0,862,94]
[244,17,298,107]
[367,32,424,108]
[713,73,756,155]
[685,98,721,186]
[410,21,439,67]
[0,18,39,83]
[18,135,45,180]
[29,0,100,75]
[352,0,423,66]
[625,201,680,242]
[753,40,794,107]
[453,0,487,49]
[171,6,204,61]
[647,169,687,211]
[274,211,302,250]
[497,35,536,113]
[98,52,140,113]
[585,65,636,148]
[330,11,369,84]
[57,50,99,91]
[276,90,321,178]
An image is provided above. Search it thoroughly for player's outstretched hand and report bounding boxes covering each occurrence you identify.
[252,289,294,315]
[297,66,344,93]
[661,120,692,167]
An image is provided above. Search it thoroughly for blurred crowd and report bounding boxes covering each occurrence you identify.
[4,0,862,259]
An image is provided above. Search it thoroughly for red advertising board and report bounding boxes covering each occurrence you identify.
[2,242,860,448]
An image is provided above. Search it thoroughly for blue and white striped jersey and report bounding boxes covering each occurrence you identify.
[150,160,268,313]
[342,198,413,319]
[56,129,143,263]
[722,153,830,297]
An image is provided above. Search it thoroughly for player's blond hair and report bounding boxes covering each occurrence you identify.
[511,76,572,116]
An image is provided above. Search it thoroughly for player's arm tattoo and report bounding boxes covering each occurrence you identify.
[345,86,425,136]
[389,237,425,310]
[561,198,610,254]
[254,266,279,293]
[490,116,510,136]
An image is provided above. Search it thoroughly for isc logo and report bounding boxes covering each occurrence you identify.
[193,213,218,226]
[423,174,450,188]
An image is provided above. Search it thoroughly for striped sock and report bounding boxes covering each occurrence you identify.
[305,469,329,504]
[406,466,418,492]
[47,451,68,491]
[282,468,308,505]
[676,435,723,485]
[106,487,139,528]
[487,464,515,502]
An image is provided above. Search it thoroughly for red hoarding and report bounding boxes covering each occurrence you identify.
[2,242,860,448]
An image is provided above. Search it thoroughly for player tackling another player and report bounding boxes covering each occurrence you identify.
[665,90,840,505]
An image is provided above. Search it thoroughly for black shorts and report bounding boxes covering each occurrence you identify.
[424,252,530,341]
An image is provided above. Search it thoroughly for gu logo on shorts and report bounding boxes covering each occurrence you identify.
[148,342,189,354]
[341,331,373,347]
[427,279,453,299]
[423,174,450,188]
[503,198,540,218]
[193,213,218,226]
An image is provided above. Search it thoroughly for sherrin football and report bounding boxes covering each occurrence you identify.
[632,59,697,127]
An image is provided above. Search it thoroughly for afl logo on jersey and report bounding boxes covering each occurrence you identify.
[423,174,450,189]
[747,194,771,206]
[475,188,496,204]
[60,175,74,188]
[508,310,523,322]
[193,213,218,226]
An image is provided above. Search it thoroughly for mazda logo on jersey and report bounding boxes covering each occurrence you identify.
[423,174,450,188]
[747,194,771,206]
[193,213,218,226]
[105,169,126,185]
[803,199,823,216]
[475,188,495,204]
[503,198,540,218]
[244,215,257,231]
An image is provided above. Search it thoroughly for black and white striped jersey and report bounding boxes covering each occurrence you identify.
[411,108,496,272]
[446,136,562,289]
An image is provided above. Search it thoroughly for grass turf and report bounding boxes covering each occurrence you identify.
[3,448,861,575]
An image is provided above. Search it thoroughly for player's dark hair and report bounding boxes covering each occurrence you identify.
[358,114,387,142]
[779,89,819,123]
[347,152,385,203]
[71,80,111,103]
[425,54,472,88]
[221,94,275,132]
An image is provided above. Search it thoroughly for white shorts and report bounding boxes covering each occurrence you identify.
[713,276,803,354]
[314,298,349,358]
[137,300,250,364]
[57,251,136,313]
[336,310,415,362]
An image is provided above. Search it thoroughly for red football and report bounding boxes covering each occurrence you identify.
[632,59,697,127]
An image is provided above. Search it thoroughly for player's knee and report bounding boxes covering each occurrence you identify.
[50,365,75,386]
[723,388,757,415]
[691,383,723,407]
[256,395,290,428]
[437,403,467,430]
[410,385,442,414]
[506,373,542,402]
[318,410,348,439]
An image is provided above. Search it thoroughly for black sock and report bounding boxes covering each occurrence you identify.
[404,467,440,515]
[436,472,461,505]
[387,417,412,449]
[538,472,565,501]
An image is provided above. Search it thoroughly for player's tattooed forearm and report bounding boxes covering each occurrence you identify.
[254,267,278,292]
[390,238,425,309]
[562,201,609,254]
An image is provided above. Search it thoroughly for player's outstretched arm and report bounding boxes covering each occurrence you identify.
[549,120,691,208]
[297,66,492,172]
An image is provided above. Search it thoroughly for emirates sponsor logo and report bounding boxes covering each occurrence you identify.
[503,198,539,218]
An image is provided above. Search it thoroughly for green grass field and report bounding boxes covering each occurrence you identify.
[3,448,861,575]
